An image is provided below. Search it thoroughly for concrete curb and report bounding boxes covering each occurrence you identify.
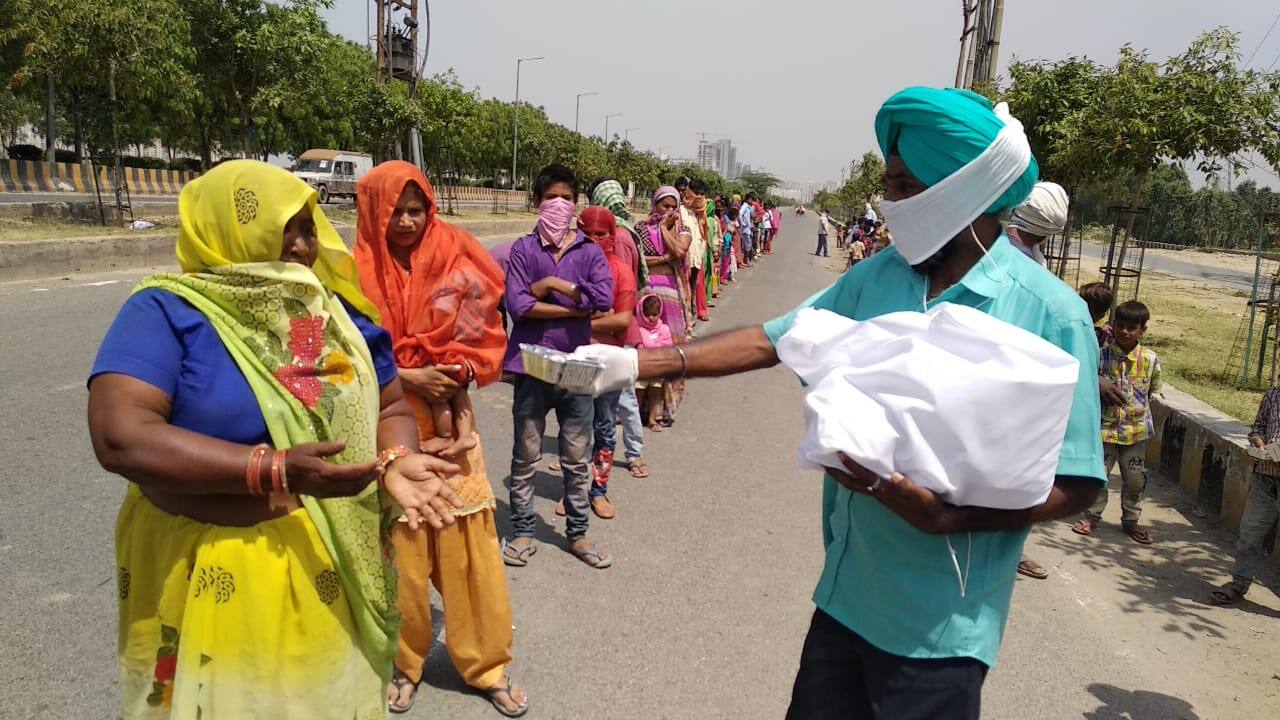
[0,215,534,282]
[1148,384,1280,568]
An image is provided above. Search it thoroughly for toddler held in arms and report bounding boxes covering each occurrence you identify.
[635,294,674,431]
[422,363,479,457]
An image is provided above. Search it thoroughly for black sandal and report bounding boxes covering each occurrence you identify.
[484,677,530,717]
[388,671,418,714]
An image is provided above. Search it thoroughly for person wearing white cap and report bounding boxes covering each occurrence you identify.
[1008,181,1069,268]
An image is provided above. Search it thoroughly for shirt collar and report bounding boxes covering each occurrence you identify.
[957,233,1017,299]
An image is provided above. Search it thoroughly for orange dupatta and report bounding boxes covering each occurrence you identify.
[353,161,506,386]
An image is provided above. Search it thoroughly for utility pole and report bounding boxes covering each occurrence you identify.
[45,73,56,185]
[512,56,544,190]
[955,1,977,88]
[985,0,1006,85]
[604,113,622,141]
[959,0,1006,88]
[574,91,597,135]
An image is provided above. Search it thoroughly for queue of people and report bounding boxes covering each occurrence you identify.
[85,82,1265,720]
[88,149,784,718]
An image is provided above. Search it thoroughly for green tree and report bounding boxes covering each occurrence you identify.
[736,170,780,196]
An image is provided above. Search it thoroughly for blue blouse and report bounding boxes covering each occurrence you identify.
[90,288,397,446]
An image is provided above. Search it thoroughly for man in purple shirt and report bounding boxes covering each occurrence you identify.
[502,164,616,570]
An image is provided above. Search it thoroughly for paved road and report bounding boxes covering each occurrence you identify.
[1,219,1277,719]
[1079,241,1254,291]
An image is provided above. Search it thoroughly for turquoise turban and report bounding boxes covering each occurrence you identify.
[875,87,1038,214]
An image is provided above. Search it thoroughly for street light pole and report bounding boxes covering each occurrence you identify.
[512,55,544,190]
[574,91,597,135]
[604,113,622,141]
[624,127,639,142]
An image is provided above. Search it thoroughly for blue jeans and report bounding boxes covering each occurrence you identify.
[509,375,594,539]
[815,233,828,256]
[617,385,644,462]
[590,390,622,498]
[742,231,755,259]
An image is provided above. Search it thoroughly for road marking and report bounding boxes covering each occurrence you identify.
[31,287,48,292]
[53,382,81,392]
[77,280,121,287]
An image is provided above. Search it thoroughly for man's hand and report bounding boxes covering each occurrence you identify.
[1099,376,1124,406]
[824,453,958,535]
[564,344,638,396]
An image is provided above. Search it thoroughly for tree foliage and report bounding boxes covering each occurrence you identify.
[2,0,747,192]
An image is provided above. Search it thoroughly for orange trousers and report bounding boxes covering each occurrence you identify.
[391,508,513,689]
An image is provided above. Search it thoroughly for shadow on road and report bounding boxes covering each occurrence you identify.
[1035,475,1280,641]
[1083,682,1200,720]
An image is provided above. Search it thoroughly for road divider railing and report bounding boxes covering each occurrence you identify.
[0,160,197,195]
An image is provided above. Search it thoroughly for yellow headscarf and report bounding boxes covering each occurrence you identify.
[176,159,380,321]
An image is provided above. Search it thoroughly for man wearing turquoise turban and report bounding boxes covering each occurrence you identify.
[573,86,1107,719]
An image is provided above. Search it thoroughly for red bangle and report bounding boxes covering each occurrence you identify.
[245,444,269,496]
[278,450,290,494]
[269,451,283,495]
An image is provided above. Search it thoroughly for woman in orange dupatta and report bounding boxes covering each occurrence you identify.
[354,161,527,717]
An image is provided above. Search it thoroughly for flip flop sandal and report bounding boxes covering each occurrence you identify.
[572,544,614,569]
[1208,582,1248,606]
[501,539,538,567]
[628,460,650,478]
[1123,525,1155,545]
[388,672,418,714]
[1071,518,1097,536]
[1017,559,1049,580]
[483,677,530,718]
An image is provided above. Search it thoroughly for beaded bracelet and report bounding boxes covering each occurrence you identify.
[376,445,413,475]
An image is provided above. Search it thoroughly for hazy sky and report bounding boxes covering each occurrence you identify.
[324,0,1280,188]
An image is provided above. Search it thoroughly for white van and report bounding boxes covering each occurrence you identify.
[292,149,374,204]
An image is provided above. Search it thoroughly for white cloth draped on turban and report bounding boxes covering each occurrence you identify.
[1010,181,1069,238]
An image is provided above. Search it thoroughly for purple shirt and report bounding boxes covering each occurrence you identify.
[503,230,614,374]
[489,238,516,278]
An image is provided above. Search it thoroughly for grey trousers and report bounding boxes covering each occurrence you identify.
[1089,441,1148,525]
[1232,473,1280,589]
[508,375,593,540]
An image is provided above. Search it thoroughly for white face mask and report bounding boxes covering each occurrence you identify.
[879,101,1034,266]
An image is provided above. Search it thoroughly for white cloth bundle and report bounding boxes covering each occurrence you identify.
[776,305,1080,509]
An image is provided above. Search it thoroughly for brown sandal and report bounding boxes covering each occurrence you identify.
[1123,524,1154,545]
[1017,558,1049,579]
[628,459,650,478]
[387,671,418,714]
[484,676,529,717]
[1071,518,1097,536]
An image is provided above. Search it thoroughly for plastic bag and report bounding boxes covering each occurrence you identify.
[776,305,1080,509]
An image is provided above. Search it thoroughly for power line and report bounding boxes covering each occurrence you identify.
[1269,46,1280,72]
[1246,10,1280,67]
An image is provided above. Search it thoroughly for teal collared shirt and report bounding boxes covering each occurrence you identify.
[764,235,1106,667]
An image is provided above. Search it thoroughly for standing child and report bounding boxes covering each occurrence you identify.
[1073,300,1161,544]
[1208,387,1280,605]
[635,294,674,431]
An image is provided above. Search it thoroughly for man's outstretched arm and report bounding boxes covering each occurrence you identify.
[637,326,780,380]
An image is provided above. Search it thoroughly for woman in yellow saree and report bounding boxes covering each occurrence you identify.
[88,159,463,719]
